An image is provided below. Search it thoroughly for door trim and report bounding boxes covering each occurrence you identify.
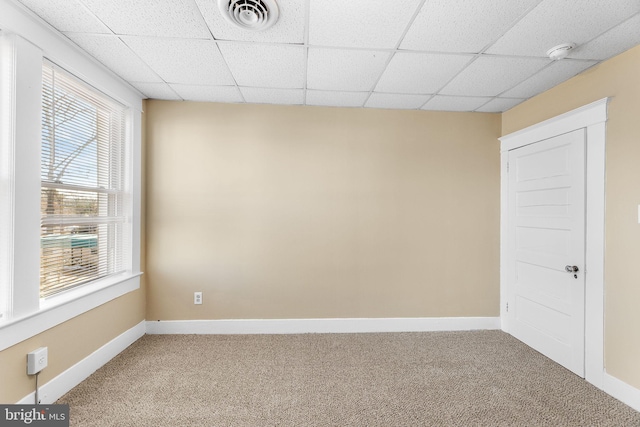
[500,98,608,389]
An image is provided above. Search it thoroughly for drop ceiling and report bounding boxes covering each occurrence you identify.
[13,0,640,112]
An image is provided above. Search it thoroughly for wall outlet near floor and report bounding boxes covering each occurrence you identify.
[194,292,203,305]
[27,347,48,375]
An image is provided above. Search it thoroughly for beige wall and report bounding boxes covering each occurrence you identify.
[0,110,147,404]
[0,291,145,403]
[503,45,640,389]
[145,101,501,320]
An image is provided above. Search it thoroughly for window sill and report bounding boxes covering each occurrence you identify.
[0,272,142,351]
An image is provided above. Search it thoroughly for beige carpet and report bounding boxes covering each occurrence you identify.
[58,331,640,426]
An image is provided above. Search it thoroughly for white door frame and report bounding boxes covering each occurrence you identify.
[500,98,608,390]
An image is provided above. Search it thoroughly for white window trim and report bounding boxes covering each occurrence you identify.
[0,29,15,323]
[1,274,142,351]
[0,0,142,352]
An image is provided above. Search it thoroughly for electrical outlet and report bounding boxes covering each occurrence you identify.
[194,292,202,305]
[27,347,48,375]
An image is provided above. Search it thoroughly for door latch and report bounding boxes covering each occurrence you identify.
[565,265,579,279]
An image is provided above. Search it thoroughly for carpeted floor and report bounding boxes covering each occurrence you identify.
[57,331,640,426]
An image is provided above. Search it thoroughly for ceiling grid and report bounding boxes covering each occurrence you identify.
[15,0,640,112]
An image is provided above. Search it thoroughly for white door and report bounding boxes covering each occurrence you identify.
[507,129,586,377]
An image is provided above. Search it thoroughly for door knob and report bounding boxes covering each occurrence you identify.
[565,265,579,273]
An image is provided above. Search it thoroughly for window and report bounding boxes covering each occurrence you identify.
[0,23,141,352]
[40,62,130,298]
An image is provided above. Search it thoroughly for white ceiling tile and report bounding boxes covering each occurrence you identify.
[307,48,391,91]
[81,0,210,38]
[240,87,304,105]
[375,52,473,94]
[218,43,305,89]
[130,82,182,100]
[421,96,492,112]
[170,84,243,103]
[122,37,234,86]
[194,0,305,43]
[309,0,422,49]
[305,91,369,108]
[501,60,596,98]
[65,34,161,83]
[17,0,639,107]
[571,13,640,60]
[17,0,111,33]
[440,56,549,97]
[400,0,540,53]
[486,0,640,57]
[475,98,525,113]
[365,93,430,110]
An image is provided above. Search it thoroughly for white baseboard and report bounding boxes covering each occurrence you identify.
[17,320,145,404]
[603,372,640,412]
[146,316,501,335]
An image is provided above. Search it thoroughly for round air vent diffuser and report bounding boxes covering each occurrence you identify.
[218,0,280,31]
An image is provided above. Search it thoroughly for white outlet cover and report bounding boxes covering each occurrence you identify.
[27,347,48,375]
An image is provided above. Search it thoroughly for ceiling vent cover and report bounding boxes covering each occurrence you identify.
[218,0,280,31]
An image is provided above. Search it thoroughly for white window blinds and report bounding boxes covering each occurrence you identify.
[40,61,130,298]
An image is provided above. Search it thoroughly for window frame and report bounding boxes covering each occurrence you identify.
[0,30,14,323]
[39,61,131,299]
[0,2,143,352]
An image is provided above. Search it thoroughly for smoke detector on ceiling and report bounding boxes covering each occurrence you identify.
[218,0,280,31]
[546,43,576,60]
